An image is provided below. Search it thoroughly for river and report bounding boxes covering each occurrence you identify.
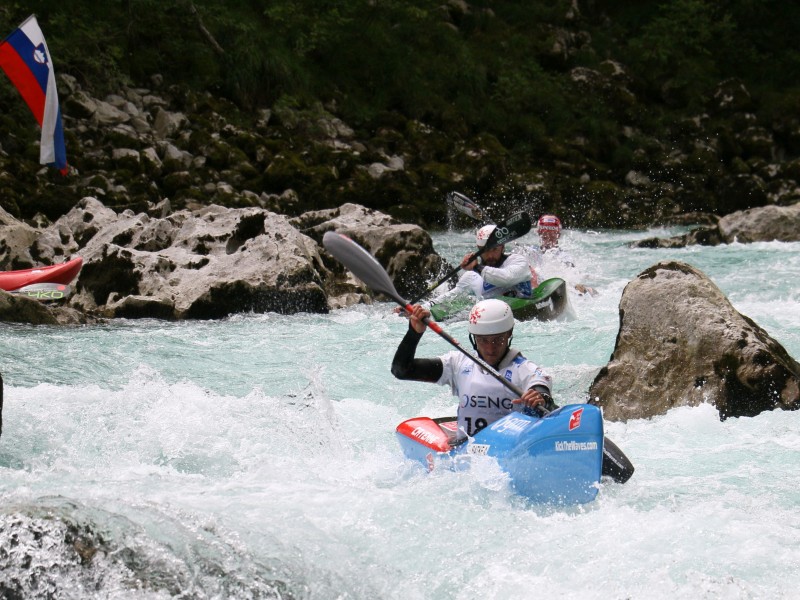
[1,225,799,599]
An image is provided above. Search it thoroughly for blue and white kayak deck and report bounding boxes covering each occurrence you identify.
[396,404,604,505]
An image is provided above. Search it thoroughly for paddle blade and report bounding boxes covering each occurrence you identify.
[484,211,532,249]
[9,283,71,300]
[601,436,635,483]
[446,191,488,222]
[322,231,405,303]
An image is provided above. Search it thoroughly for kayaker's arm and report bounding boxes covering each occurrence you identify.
[480,253,531,288]
[391,326,444,383]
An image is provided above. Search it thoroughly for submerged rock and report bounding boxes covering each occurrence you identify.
[590,260,800,421]
[0,498,295,598]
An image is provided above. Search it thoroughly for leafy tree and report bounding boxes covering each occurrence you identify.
[626,0,735,107]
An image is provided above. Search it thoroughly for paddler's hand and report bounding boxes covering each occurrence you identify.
[512,388,547,412]
[460,252,479,271]
[407,304,430,334]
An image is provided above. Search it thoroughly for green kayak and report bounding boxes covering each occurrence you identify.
[429,278,569,322]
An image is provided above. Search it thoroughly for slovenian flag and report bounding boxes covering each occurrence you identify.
[0,15,67,174]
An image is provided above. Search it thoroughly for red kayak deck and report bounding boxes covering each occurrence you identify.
[0,257,83,291]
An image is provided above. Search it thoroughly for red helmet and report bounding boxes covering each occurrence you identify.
[537,214,562,232]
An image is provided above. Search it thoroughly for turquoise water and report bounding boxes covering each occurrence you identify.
[1,227,799,598]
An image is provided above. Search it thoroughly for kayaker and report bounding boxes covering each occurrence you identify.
[528,214,575,266]
[527,214,597,296]
[425,224,535,308]
[391,298,556,439]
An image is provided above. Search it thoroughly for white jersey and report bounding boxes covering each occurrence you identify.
[436,347,552,438]
[428,252,533,306]
[479,252,533,298]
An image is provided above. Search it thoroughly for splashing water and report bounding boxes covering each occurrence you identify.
[1,227,799,599]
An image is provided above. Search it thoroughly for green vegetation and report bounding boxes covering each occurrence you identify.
[0,1,798,226]
[2,1,795,136]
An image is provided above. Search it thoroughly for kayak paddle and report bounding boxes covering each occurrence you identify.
[446,191,491,223]
[322,230,633,483]
[8,283,71,300]
[408,210,532,305]
[324,230,519,387]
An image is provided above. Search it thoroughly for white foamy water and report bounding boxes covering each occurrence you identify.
[1,227,799,599]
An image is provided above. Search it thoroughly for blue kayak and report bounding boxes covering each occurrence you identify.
[396,404,604,505]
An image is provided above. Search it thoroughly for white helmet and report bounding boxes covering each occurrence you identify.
[475,225,496,248]
[468,299,515,335]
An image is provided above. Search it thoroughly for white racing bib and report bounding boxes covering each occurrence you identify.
[437,348,551,437]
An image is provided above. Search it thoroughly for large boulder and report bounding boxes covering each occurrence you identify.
[290,203,447,302]
[589,261,800,421]
[630,201,800,248]
[2,198,444,321]
[60,201,331,319]
[717,202,800,243]
[33,197,120,262]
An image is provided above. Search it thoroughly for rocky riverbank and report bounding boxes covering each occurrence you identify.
[2,63,800,238]
[1,199,445,323]
[3,197,800,326]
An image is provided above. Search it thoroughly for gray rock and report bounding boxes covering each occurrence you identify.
[291,203,446,301]
[64,204,331,319]
[3,197,446,321]
[630,201,800,248]
[0,205,38,268]
[112,148,141,171]
[718,202,800,243]
[0,290,58,324]
[624,170,652,187]
[159,141,193,171]
[631,226,723,249]
[91,99,131,126]
[33,197,119,262]
[153,107,188,140]
[589,261,800,421]
[62,89,98,119]
[142,147,163,173]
